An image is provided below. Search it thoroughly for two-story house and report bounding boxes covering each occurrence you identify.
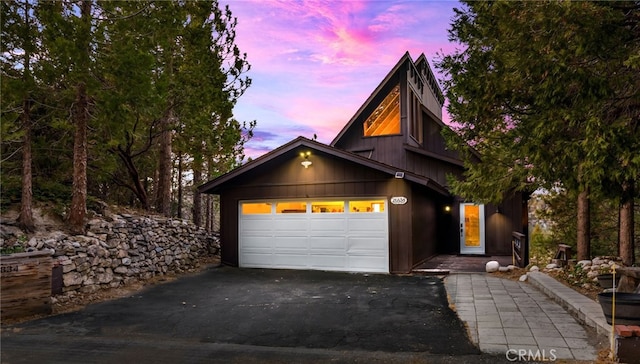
[198,52,528,274]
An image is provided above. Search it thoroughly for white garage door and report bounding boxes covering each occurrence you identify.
[239,199,389,273]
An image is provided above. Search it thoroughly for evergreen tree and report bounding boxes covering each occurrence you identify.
[37,0,102,234]
[1,0,254,233]
[437,1,639,262]
[1,0,39,231]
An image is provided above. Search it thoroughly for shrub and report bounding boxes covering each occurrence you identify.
[529,224,556,266]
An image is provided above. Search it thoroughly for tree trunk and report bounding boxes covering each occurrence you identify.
[619,181,635,266]
[69,80,89,235]
[177,153,183,219]
[68,1,92,235]
[17,3,35,232]
[192,159,202,227]
[114,146,149,210]
[17,96,35,232]
[576,187,591,261]
[156,110,172,216]
[205,157,213,231]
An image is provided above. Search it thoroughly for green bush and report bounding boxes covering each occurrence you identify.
[529,224,556,266]
[0,245,25,255]
[557,264,591,288]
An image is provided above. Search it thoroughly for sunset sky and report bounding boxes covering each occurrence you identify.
[221,0,461,159]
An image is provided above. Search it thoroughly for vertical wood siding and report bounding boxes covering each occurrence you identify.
[217,153,419,273]
[411,185,439,265]
[485,192,526,255]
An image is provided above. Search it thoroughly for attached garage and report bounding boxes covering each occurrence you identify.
[239,199,389,273]
[198,137,453,274]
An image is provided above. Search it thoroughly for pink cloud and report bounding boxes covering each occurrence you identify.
[221,0,460,159]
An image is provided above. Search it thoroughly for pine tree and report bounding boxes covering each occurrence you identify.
[1,1,38,232]
[437,1,639,263]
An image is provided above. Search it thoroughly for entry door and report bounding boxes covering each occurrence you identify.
[459,203,485,255]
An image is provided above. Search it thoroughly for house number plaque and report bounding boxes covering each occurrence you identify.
[390,197,407,205]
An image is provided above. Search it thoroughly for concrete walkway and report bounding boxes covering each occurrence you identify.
[445,273,600,361]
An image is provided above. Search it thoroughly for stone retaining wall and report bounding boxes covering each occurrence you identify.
[17,214,219,298]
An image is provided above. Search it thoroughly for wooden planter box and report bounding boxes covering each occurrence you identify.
[1,250,53,320]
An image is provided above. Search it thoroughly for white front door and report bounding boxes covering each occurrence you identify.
[459,203,485,255]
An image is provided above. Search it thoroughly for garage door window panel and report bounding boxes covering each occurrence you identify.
[276,202,307,213]
[349,200,385,213]
[312,201,345,213]
[242,202,273,214]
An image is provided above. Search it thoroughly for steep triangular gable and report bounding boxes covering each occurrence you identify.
[414,53,445,108]
[331,52,414,146]
[198,136,449,196]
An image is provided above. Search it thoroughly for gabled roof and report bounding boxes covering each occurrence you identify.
[330,52,447,147]
[330,52,414,146]
[198,136,449,196]
[330,52,482,161]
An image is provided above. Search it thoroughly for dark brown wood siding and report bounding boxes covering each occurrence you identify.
[410,185,439,266]
[388,178,413,273]
[219,193,238,268]
[339,134,406,169]
[216,150,420,273]
[485,192,526,255]
[405,152,463,189]
[422,113,460,159]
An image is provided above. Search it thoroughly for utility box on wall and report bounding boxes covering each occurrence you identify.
[1,250,53,320]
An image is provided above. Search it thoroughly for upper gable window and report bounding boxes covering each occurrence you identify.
[363,84,400,137]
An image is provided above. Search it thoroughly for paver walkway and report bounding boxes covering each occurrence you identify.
[445,274,598,361]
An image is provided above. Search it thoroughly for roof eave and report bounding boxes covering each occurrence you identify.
[198,135,450,197]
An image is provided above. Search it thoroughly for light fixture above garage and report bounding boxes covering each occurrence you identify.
[300,151,312,168]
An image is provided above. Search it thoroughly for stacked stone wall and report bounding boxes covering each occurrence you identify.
[11,214,219,298]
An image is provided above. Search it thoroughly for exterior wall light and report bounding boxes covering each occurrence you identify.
[300,151,312,168]
[444,205,451,212]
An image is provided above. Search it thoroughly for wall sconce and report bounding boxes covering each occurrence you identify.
[300,151,312,168]
[444,205,451,213]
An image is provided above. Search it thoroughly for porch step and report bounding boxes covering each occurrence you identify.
[412,268,450,275]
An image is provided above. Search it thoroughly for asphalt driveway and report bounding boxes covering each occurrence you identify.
[1,267,512,363]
